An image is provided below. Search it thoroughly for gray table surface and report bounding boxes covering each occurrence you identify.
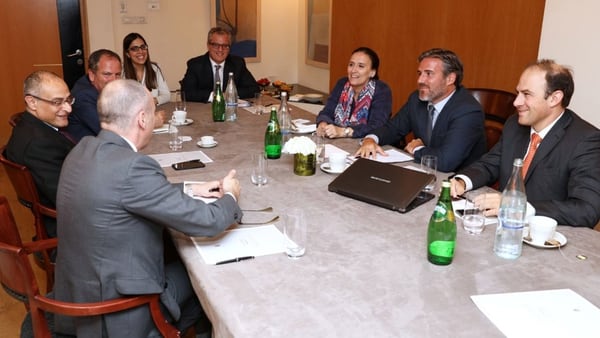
[144,101,600,338]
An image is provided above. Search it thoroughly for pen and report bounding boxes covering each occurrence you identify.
[215,256,255,265]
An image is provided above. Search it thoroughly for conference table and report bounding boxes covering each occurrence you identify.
[144,100,600,337]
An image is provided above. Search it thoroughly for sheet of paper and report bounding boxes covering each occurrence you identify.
[149,150,213,168]
[192,225,286,264]
[372,149,413,163]
[471,289,600,338]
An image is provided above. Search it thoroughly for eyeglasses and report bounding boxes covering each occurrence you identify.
[26,94,75,106]
[208,42,231,50]
[129,44,148,52]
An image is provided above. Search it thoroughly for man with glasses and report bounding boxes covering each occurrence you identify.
[5,70,75,238]
[181,26,259,102]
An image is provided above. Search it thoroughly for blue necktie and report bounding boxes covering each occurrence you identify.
[425,103,435,145]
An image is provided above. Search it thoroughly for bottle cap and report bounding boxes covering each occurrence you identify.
[441,180,450,188]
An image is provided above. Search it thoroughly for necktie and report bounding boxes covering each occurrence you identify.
[522,133,541,177]
[425,103,435,145]
[214,65,221,90]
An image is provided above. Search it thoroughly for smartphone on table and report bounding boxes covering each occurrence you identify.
[172,159,205,170]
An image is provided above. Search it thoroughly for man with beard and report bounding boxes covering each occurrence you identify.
[355,48,486,172]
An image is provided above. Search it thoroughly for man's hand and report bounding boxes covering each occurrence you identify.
[404,138,425,154]
[222,169,241,201]
[476,192,501,217]
[450,178,466,198]
[354,138,387,159]
[190,181,223,198]
[154,110,166,128]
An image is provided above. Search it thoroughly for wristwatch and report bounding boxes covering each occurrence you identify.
[344,127,352,137]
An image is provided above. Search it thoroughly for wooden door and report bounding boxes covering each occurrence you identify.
[0,0,85,146]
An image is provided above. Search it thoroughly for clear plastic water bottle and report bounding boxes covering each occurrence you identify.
[494,158,527,259]
[278,91,291,141]
[225,72,238,122]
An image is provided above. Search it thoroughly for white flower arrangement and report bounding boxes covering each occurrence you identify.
[282,136,316,155]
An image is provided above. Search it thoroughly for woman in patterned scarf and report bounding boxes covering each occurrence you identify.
[316,47,392,138]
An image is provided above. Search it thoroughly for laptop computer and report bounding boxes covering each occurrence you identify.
[328,158,436,213]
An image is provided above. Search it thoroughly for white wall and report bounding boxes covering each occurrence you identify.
[539,0,600,127]
[84,0,330,94]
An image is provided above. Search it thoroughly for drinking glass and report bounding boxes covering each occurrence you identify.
[312,132,325,164]
[175,89,186,112]
[254,92,265,115]
[251,152,268,186]
[462,193,486,235]
[283,208,307,259]
[420,155,437,192]
[168,123,182,151]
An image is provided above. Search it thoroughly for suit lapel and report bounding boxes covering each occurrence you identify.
[525,111,571,181]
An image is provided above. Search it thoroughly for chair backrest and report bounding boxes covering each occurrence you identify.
[469,88,517,122]
[0,196,180,338]
[1,146,57,291]
[8,112,24,127]
[0,146,40,210]
[469,88,517,151]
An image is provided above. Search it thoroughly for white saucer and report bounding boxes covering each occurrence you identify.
[522,227,567,248]
[171,118,193,126]
[304,93,323,103]
[320,162,349,174]
[197,140,218,148]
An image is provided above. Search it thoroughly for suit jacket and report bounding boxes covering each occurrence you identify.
[54,130,243,337]
[5,111,74,237]
[374,86,486,172]
[181,52,259,103]
[460,110,600,227]
[66,75,101,142]
[316,77,392,138]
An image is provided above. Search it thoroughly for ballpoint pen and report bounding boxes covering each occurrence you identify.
[215,256,255,265]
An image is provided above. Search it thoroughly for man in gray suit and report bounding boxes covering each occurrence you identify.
[54,79,243,336]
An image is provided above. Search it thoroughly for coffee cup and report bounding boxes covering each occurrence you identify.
[173,110,187,124]
[328,152,347,173]
[200,136,215,146]
[528,215,557,245]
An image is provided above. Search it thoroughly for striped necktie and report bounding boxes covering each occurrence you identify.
[522,133,541,177]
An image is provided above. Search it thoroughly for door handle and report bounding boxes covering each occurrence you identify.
[67,49,82,57]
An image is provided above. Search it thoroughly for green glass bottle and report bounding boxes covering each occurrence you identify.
[427,180,457,265]
[264,107,282,159]
[212,81,225,122]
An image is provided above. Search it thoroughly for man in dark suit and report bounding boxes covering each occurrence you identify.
[355,48,486,172]
[451,59,600,228]
[5,70,75,238]
[54,79,243,336]
[66,49,123,142]
[181,26,259,102]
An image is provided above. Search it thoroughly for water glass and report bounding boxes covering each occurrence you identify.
[420,155,437,192]
[283,208,307,259]
[254,92,265,115]
[312,132,325,164]
[251,152,268,186]
[462,193,486,234]
[175,89,186,111]
[168,123,182,151]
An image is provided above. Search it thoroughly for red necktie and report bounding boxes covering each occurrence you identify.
[522,133,541,177]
